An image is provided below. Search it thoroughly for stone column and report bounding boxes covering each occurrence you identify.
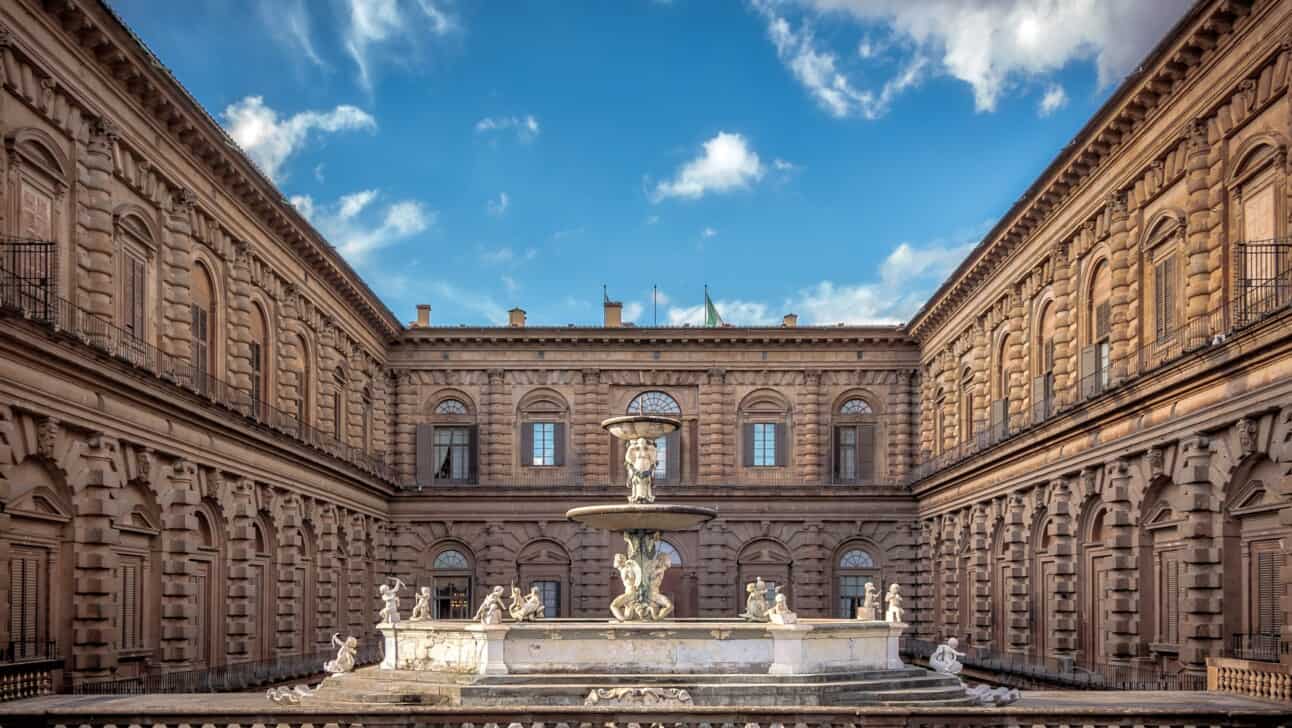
[940,515,960,639]
[75,117,116,334]
[482,369,509,482]
[159,458,199,670]
[918,366,934,459]
[577,368,608,484]
[1005,288,1027,426]
[160,189,196,379]
[226,243,254,406]
[892,520,918,624]
[700,368,726,483]
[275,494,304,655]
[1103,457,1139,661]
[914,520,937,639]
[345,518,367,637]
[71,431,120,679]
[796,523,828,615]
[970,321,989,437]
[939,354,957,454]
[318,322,341,440]
[1185,119,1214,331]
[1003,494,1030,653]
[1123,196,1142,378]
[894,370,914,479]
[223,476,256,663]
[1107,191,1132,379]
[394,372,416,484]
[968,505,991,645]
[315,505,339,652]
[1051,243,1074,408]
[374,370,392,457]
[1204,118,1228,317]
[571,524,608,617]
[275,289,301,415]
[1178,436,1222,673]
[799,370,823,483]
[1048,477,1078,657]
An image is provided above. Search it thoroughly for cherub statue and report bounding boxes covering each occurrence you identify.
[377,577,405,625]
[740,577,770,622]
[859,581,880,620]
[507,584,525,620]
[929,636,965,676]
[409,586,432,622]
[474,585,506,624]
[610,552,642,622]
[768,586,798,625]
[884,583,904,623]
[516,585,545,621]
[624,437,658,503]
[323,633,358,675]
[647,551,674,620]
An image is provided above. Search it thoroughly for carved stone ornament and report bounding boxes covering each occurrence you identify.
[585,687,694,707]
[36,416,60,461]
[1187,118,1209,152]
[1147,446,1165,479]
[1237,417,1258,458]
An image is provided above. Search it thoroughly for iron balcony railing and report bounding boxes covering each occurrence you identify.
[71,642,382,695]
[0,640,58,664]
[0,239,394,483]
[1226,632,1288,663]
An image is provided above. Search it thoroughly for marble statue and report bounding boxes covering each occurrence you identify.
[647,551,674,620]
[324,633,358,675]
[266,684,315,704]
[409,587,431,622]
[624,437,658,503]
[610,552,644,622]
[507,584,525,620]
[586,687,694,706]
[768,587,798,625]
[378,577,405,625]
[740,577,770,622]
[885,583,904,623]
[516,585,546,621]
[474,585,506,625]
[929,637,965,675]
[964,681,1022,706]
[858,581,880,620]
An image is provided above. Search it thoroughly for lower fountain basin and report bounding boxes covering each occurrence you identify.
[566,503,718,531]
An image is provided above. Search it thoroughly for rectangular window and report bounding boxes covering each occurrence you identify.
[837,427,857,481]
[191,304,209,389]
[532,580,560,617]
[753,423,778,467]
[123,253,146,341]
[1158,550,1180,645]
[20,181,53,241]
[334,393,343,441]
[653,435,668,479]
[838,574,875,618]
[434,426,472,481]
[8,545,49,659]
[1253,541,1282,635]
[249,341,263,407]
[433,576,471,619]
[1154,255,1178,343]
[118,554,145,651]
[532,422,555,466]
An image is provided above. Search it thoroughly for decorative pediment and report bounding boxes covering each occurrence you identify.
[1228,479,1274,516]
[1145,503,1177,529]
[7,488,71,522]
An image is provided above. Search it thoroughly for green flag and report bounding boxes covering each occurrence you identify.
[704,287,724,327]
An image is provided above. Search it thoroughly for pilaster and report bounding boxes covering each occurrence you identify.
[74,117,115,332]
[1178,436,1222,672]
[968,505,991,645]
[160,189,195,379]
[483,368,510,482]
[970,321,989,437]
[914,520,937,639]
[159,458,199,670]
[799,370,822,483]
[275,494,304,654]
[577,369,608,484]
[223,476,256,662]
[315,504,339,652]
[940,515,960,640]
[700,368,726,483]
[226,243,254,406]
[1003,494,1030,653]
[71,431,120,678]
[1049,477,1078,656]
[1104,457,1139,661]
[894,370,914,478]
[698,520,735,615]
[1005,293,1026,424]
[395,372,416,484]
[1107,191,1133,377]
[1051,242,1074,408]
[1185,119,1215,327]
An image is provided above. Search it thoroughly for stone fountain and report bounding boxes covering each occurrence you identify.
[321,414,968,707]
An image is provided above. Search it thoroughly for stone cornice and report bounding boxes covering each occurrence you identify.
[906,0,1260,341]
[395,325,916,347]
[30,0,402,339]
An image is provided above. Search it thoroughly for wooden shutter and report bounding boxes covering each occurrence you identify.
[1095,301,1111,339]
[1164,554,1180,644]
[1255,547,1279,634]
[520,422,534,466]
[774,422,787,467]
[553,422,566,466]
[119,555,142,650]
[857,423,875,481]
[1080,345,1098,399]
[991,398,1008,434]
[467,424,479,483]
[742,423,755,467]
[1031,376,1048,421]
[664,431,681,483]
[1044,339,1055,372]
[9,547,46,654]
[415,424,435,485]
[1154,258,1168,341]
[832,426,843,481]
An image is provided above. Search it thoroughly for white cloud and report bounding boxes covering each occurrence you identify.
[653,131,766,202]
[501,274,519,293]
[622,302,644,323]
[291,190,433,265]
[795,0,1190,113]
[427,281,508,324]
[1038,84,1067,116]
[701,227,718,238]
[772,158,796,171]
[487,192,510,217]
[264,0,326,68]
[222,96,376,182]
[667,300,776,327]
[474,114,541,142]
[344,0,456,90]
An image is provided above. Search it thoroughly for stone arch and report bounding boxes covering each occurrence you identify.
[830,538,885,618]
[832,388,882,415]
[423,389,477,418]
[516,538,572,618]
[1227,134,1286,186]
[4,127,71,183]
[2,457,74,662]
[112,203,161,250]
[736,537,793,606]
[1141,208,1187,250]
[427,539,476,619]
[1219,452,1288,642]
[190,253,224,381]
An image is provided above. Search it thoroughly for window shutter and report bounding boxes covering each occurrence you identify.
[521,422,534,466]
[665,431,681,482]
[857,423,875,481]
[1096,301,1111,339]
[467,424,479,483]
[742,423,755,468]
[130,256,145,338]
[1031,376,1048,422]
[1164,256,1177,334]
[1154,259,1167,342]
[553,422,566,467]
[9,547,45,654]
[415,424,435,485]
[991,398,1008,435]
[774,422,787,467]
[832,426,843,481]
[1080,345,1098,399]
[1044,339,1055,372]
[1165,555,1180,644]
[1256,549,1279,635]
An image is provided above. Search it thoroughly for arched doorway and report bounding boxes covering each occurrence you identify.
[1080,506,1112,666]
[3,460,72,666]
[834,545,882,618]
[1031,511,1054,658]
[1222,457,1289,657]
[737,539,792,608]
[517,540,572,618]
[429,545,473,619]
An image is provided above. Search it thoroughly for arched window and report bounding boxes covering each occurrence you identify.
[519,390,569,468]
[740,390,790,469]
[5,129,67,318]
[191,262,217,395]
[249,518,277,660]
[115,211,154,355]
[333,367,348,443]
[417,394,477,485]
[836,546,881,618]
[1033,302,1056,420]
[1082,259,1112,397]
[517,540,571,618]
[991,332,1010,436]
[1143,216,1184,353]
[1231,141,1288,321]
[295,335,313,428]
[626,391,681,482]
[430,546,473,618]
[361,384,373,453]
[657,541,682,566]
[933,388,946,457]
[190,506,224,668]
[250,303,270,418]
[834,396,877,483]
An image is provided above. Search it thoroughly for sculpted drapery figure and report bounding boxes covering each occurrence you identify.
[378,578,406,625]
[610,552,644,621]
[884,583,904,623]
[741,577,770,621]
[474,585,506,625]
[624,437,658,504]
[324,633,358,675]
[507,584,525,620]
[647,551,674,620]
[859,581,880,620]
[518,585,546,621]
[767,587,798,625]
[409,586,431,622]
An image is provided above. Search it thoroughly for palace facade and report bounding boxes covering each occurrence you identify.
[0,0,1288,696]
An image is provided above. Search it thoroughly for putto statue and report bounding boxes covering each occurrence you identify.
[610,552,644,622]
[409,586,432,622]
[858,581,880,620]
[474,585,506,625]
[266,684,315,704]
[507,584,525,620]
[516,585,546,621]
[740,577,770,622]
[928,637,965,675]
[885,583,904,623]
[377,577,405,625]
[647,551,674,620]
[768,587,798,625]
[624,437,658,504]
[324,633,358,675]
[930,636,1021,706]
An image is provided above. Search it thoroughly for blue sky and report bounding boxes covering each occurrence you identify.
[111,0,1189,327]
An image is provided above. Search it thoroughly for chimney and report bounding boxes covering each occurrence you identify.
[415,304,431,327]
[782,313,798,328]
[508,307,527,327]
[604,299,623,327]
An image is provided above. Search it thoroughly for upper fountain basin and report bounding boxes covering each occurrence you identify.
[566,503,717,532]
[601,415,681,441]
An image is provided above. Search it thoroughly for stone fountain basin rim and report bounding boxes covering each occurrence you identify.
[600,414,681,439]
[566,503,717,531]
